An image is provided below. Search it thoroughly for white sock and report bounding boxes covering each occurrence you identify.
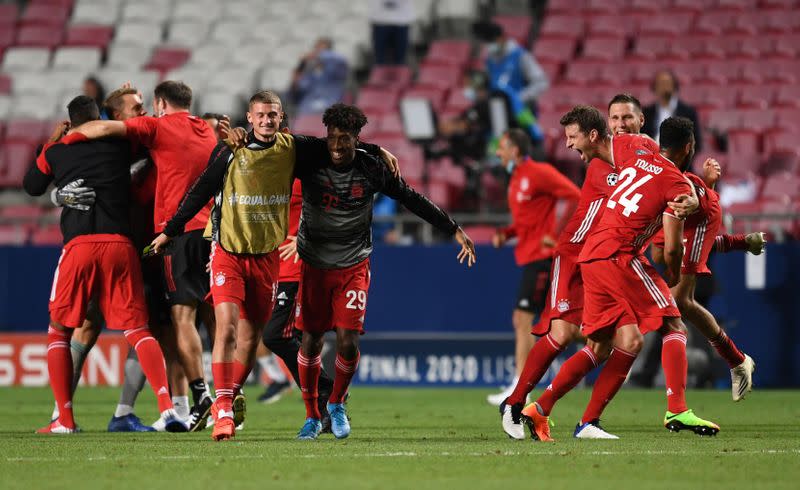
[258,354,288,383]
[172,395,190,419]
[114,404,133,418]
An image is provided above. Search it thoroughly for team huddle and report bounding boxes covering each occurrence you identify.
[22,79,762,443]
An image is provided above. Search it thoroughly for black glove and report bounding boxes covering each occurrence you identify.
[50,179,96,211]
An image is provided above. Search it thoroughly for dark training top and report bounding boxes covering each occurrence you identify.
[296,149,459,269]
[23,134,133,244]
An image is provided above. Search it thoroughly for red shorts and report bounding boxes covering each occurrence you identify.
[580,254,680,337]
[532,245,584,335]
[682,217,715,275]
[209,243,279,324]
[49,234,148,330]
[296,259,371,334]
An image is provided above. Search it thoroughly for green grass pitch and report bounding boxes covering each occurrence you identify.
[1,386,798,490]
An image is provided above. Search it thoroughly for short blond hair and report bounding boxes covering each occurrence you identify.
[249,90,282,108]
[103,87,138,115]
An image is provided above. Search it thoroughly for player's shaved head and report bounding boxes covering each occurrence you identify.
[249,90,282,109]
[67,95,100,126]
[560,105,608,136]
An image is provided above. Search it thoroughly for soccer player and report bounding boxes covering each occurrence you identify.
[63,81,218,430]
[650,156,758,401]
[488,129,580,406]
[23,95,186,433]
[500,96,664,439]
[290,104,476,440]
[522,113,719,441]
[148,91,397,441]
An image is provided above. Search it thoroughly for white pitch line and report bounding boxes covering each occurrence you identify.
[4,449,800,463]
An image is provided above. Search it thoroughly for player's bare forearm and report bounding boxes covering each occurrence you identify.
[68,120,127,140]
[662,214,685,287]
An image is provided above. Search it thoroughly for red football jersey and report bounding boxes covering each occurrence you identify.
[124,113,217,233]
[579,152,692,262]
[278,179,303,282]
[501,157,580,265]
[557,133,660,247]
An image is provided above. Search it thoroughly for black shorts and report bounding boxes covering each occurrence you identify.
[162,229,211,306]
[142,255,169,326]
[516,258,552,313]
[263,281,299,343]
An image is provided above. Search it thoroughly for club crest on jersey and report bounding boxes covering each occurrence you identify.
[214,272,226,286]
[557,299,570,312]
[607,173,619,186]
[351,183,364,199]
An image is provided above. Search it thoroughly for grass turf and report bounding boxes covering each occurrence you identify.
[0,386,798,490]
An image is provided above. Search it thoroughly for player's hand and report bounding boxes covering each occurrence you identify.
[225,127,248,149]
[149,233,172,256]
[216,115,232,140]
[668,194,699,219]
[279,235,299,263]
[51,179,96,211]
[491,230,506,248]
[48,120,70,143]
[702,158,722,188]
[455,227,476,267]
[379,147,400,178]
[541,235,556,248]
[745,232,767,255]
[205,260,211,273]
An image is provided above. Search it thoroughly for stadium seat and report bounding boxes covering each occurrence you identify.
[762,151,800,176]
[761,171,800,203]
[206,67,257,98]
[96,69,160,101]
[145,47,191,74]
[581,37,626,61]
[1,47,50,72]
[0,204,44,220]
[492,15,532,46]
[71,0,120,25]
[20,4,70,27]
[775,108,800,131]
[197,91,242,116]
[538,15,584,39]
[737,110,777,132]
[173,0,223,22]
[417,65,462,90]
[402,87,448,112]
[4,119,49,144]
[122,1,171,23]
[64,25,114,48]
[0,95,9,119]
[186,43,229,70]
[166,21,211,47]
[0,225,28,245]
[738,85,775,109]
[9,94,58,119]
[30,224,63,246]
[52,47,102,71]
[774,86,800,110]
[105,42,153,70]
[0,4,19,25]
[584,14,632,38]
[292,113,326,137]
[532,37,577,64]
[0,143,36,186]
[763,132,797,155]
[365,66,413,89]
[425,40,472,68]
[114,22,164,48]
[461,225,495,245]
[15,25,64,49]
[647,13,695,35]
[727,130,762,157]
[356,88,399,115]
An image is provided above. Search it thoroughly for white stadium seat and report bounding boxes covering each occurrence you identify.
[2,47,50,72]
[206,67,257,98]
[10,72,51,95]
[197,90,242,116]
[9,93,58,119]
[164,66,211,96]
[105,42,154,70]
[172,0,222,22]
[114,22,164,48]
[52,47,102,71]
[122,1,172,24]
[166,20,211,47]
[0,95,11,120]
[97,69,160,100]
[186,44,229,70]
[71,0,121,25]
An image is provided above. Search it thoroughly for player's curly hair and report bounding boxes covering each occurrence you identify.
[659,116,694,150]
[322,103,368,136]
[560,105,608,136]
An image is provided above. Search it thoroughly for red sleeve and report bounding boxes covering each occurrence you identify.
[123,116,159,148]
[538,164,581,200]
[501,224,517,238]
[663,175,694,218]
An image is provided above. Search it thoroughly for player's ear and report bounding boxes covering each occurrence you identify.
[588,129,598,142]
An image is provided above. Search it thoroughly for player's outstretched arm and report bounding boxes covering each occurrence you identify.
[713,232,766,255]
[67,120,127,140]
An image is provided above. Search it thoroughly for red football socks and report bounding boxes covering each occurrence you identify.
[330,352,360,404]
[211,361,234,417]
[507,334,564,406]
[231,360,251,393]
[709,330,746,368]
[47,326,75,428]
[297,352,322,419]
[581,347,637,423]
[124,327,172,413]
[662,332,688,414]
[536,346,599,416]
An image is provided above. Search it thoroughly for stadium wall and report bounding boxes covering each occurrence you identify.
[0,244,798,387]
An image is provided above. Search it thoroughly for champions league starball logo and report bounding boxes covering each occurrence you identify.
[607,173,619,186]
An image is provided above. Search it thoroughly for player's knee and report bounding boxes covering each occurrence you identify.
[619,334,644,354]
[550,320,579,345]
[588,340,613,361]
[675,295,695,314]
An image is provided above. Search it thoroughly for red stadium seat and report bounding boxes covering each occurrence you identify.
[762,151,800,176]
[774,34,800,59]
[583,0,626,15]
[0,225,28,245]
[443,89,472,114]
[545,0,582,14]
[630,36,676,61]
[0,204,43,220]
[145,47,191,73]
[763,132,797,155]
[722,153,762,179]
[365,66,413,89]
[15,25,63,48]
[0,4,18,24]
[581,37,626,61]
[707,110,742,133]
[425,180,453,210]
[761,171,800,202]
[64,25,115,48]
[539,61,562,84]
[727,130,762,156]
[738,85,776,109]
[292,113,325,137]
[0,142,35,187]
[0,73,10,95]
[425,40,472,67]
[715,0,757,11]
[647,13,695,35]
[417,65,463,90]
[693,12,738,35]
[492,15,532,46]
[583,14,631,38]
[4,120,49,145]
[20,4,69,27]
[30,224,63,246]
[670,0,713,13]
[532,38,577,64]
[402,86,447,112]
[775,108,800,131]
[736,110,776,132]
[539,15,584,39]
[461,225,496,245]
[356,88,399,115]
